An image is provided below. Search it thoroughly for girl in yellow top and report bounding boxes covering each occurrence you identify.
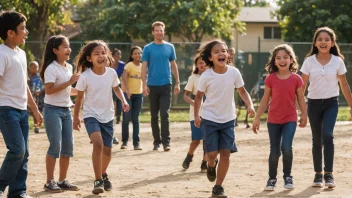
[121,46,143,150]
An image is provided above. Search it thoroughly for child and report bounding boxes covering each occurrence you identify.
[120,46,143,150]
[40,35,80,193]
[28,61,44,133]
[300,27,352,188]
[252,44,307,191]
[0,10,43,198]
[182,55,208,172]
[73,40,130,195]
[194,39,255,198]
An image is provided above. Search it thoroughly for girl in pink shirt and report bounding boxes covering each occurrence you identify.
[252,44,307,191]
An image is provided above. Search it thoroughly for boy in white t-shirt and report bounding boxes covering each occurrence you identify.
[0,11,43,198]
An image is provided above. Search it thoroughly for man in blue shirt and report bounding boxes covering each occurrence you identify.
[141,21,180,151]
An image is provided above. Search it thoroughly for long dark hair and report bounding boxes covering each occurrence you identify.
[198,39,227,68]
[306,27,344,60]
[126,46,142,63]
[40,35,68,81]
[265,44,298,74]
[75,40,113,73]
[191,55,203,75]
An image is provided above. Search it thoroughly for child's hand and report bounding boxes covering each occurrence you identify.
[252,118,260,134]
[69,73,80,84]
[194,116,201,128]
[247,106,255,118]
[73,117,81,131]
[143,85,149,96]
[33,110,43,127]
[122,103,130,112]
[299,113,308,128]
[174,84,180,95]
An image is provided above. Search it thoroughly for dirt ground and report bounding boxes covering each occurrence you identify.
[1,121,352,198]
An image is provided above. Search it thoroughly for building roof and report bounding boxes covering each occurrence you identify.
[238,7,278,23]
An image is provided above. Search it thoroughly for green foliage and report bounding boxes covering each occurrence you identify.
[244,0,270,7]
[274,0,352,42]
[76,0,245,42]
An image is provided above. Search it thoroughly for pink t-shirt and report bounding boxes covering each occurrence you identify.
[265,73,303,124]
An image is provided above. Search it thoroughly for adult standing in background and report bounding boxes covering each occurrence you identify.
[141,21,180,152]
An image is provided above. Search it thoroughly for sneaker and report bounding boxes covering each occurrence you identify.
[34,127,39,133]
[120,142,127,149]
[324,173,336,188]
[134,145,142,150]
[0,191,5,198]
[153,144,160,151]
[44,179,62,193]
[211,185,227,198]
[102,173,112,191]
[312,173,323,187]
[284,176,294,189]
[207,158,218,182]
[264,178,277,191]
[92,179,104,195]
[200,160,207,173]
[182,153,193,169]
[57,180,79,191]
[164,145,171,152]
[113,137,119,145]
[19,193,33,198]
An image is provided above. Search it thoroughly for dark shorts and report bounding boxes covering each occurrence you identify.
[202,119,237,153]
[190,120,204,140]
[84,117,114,147]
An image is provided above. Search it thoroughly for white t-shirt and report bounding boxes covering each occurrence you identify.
[0,44,28,110]
[184,74,200,121]
[198,66,244,123]
[300,54,347,99]
[75,67,119,123]
[44,61,73,107]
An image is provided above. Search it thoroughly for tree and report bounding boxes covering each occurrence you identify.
[274,0,352,42]
[244,0,270,7]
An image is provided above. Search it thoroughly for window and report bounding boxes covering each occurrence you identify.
[264,27,281,39]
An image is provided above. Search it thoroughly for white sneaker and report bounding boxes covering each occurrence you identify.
[0,191,5,198]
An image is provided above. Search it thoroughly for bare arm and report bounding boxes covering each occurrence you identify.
[194,90,205,128]
[338,74,352,117]
[301,73,309,96]
[141,61,149,96]
[70,87,78,96]
[122,70,131,99]
[44,73,80,95]
[113,86,130,112]
[183,90,194,106]
[296,87,308,127]
[73,90,84,131]
[237,86,255,116]
[252,85,271,133]
[171,60,180,95]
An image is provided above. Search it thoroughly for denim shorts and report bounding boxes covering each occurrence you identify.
[202,119,237,153]
[84,117,114,147]
[190,120,204,140]
[43,104,73,158]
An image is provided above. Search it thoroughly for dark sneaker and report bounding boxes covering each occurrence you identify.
[120,142,127,149]
[57,180,79,191]
[102,173,112,191]
[312,173,323,187]
[92,179,104,195]
[207,158,218,182]
[153,144,160,151]
[44,180,62,193]
[182,153,193,169]
[134,145,142,150]
[324,173,336,188]
[284,176,294,189]
[264,178,277,191]
[164,145,171,152]
[211,185,227,198]
[200,160,207,173]
[113,137,119,145]
[34,127,39,133]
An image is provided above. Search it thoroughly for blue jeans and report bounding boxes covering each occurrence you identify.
[267,122,296,178]
[122,93,143,146]
[43,104,73,158]
[0,106,29,196]
[308,97,338,172]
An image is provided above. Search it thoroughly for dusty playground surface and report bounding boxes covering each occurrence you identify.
[1,121,352,198]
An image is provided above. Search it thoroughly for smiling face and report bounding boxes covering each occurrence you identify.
[29,62,39,75]
[152,25,165,42]
[11,21,29,45]
[315,31,334,54]
[53,38,71,62]
[274,49,293,72]
[196,58,207,74]
[209,43,228,68]
[87,45,108,69]
[131,48,142,62]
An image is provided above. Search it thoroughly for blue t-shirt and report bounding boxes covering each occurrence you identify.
[115,60,125,78]
[141,41,176,86]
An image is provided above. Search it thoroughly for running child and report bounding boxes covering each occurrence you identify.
[40,35,80,193]
[300,27,352,188]
[182,54,208,172]
[73,40,129,195]
[120,46,143,150]
[252,44,307,191]
[194,39,255,198]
